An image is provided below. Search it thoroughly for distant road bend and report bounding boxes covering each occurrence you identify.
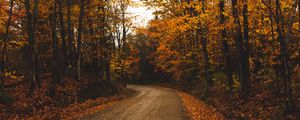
[82,85,189,120]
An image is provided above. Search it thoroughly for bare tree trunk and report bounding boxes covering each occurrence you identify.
[266,0,280,95]
[76,0,84,81]
[231,0,246,94]
[275,0,292,113]
[0,0,14,89]
[103,5,111,82]
[67,0,74,68]
[97,5,105,81]
[58,0,68,79]
[106,56,111,82]
[121,1,127,86]
[241,0,251,95]
[25,0,38,94]
[219,0,233,91]
[32,0,41,89]
[49,1,59,97]
[283,0,298,111]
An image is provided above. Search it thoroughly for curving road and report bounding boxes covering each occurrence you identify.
[81,85,189,120]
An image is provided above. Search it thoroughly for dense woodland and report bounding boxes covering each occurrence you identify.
[0,0,135,119]
[0,0,299,119]
[137,0,300,119]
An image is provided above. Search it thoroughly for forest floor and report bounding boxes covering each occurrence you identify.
[0,75,129,119]
[206,83,300,120]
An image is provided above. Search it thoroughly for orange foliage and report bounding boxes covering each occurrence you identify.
[178,92,226,120]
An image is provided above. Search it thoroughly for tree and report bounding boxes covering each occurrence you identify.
[49,0,59,97]
[24,0,39,94]
[58,0,68,78]
[0,0,14,89]
[231,0,251,95]
[199,0,213,86]
[274,0,293,113]
[76,0,84,81]
[67,0,74,66]
[120,0,127,86]
[241,0,251,95]
[219,0,233,91]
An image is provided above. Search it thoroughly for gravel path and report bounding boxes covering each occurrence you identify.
[81,85,189,120]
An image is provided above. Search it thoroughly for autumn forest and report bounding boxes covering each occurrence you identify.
[0,0,299,119]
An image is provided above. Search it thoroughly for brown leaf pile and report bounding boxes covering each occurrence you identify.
[178,92,226,120]
[25,95,125,120]
[0,75,127,120]
[206,84,299,120]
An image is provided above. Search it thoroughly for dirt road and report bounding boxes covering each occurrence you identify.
[81,85,189,120]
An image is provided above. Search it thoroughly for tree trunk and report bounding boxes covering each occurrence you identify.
[266,0,280,94]
[58,0,68,78]
[49,1,59,97]
[0,0,14,89]
[106,57,111,81]
[25,0,38,94]
[231,0,246,94]
[241,0,251,95]
[219,0,233,91]
[32,0,41,89]
[101,5,109,81]
[76,0,84,81]
[121,1,127,86]
[67,0,74,67]
[275,0,293,113]
[201,0,213,86]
